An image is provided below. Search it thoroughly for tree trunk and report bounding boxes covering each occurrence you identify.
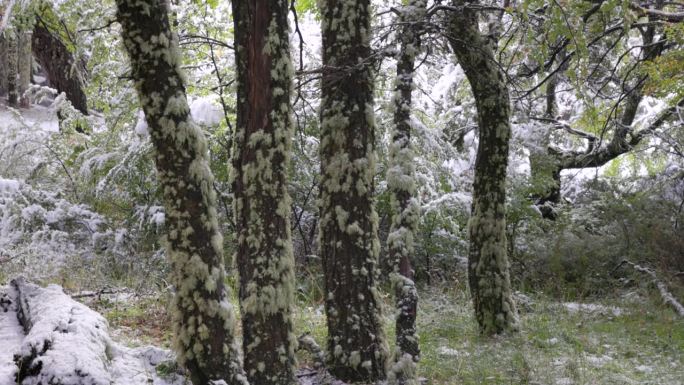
[115,1,247,384]
[6,30,19,107]
[231,1,297,384]
[0,35,7,94]
[445,0,518,335]
[319,0,389,381]
[18,30,32,108]
[387,1,425,384]
[31,22,89,115]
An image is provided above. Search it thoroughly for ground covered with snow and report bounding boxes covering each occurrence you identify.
[0,282,184,385]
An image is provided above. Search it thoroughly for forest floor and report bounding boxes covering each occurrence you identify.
[77,282,684,385]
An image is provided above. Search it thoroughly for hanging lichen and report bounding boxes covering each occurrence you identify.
[231,1,298,384]
[115,1,248,384]
[444,0,519,335]
[318,0,389,382]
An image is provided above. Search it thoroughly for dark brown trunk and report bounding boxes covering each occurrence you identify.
[319,0,389,381]
[7,31,19,107]
[115,1,246,384]
[18,30,31,108]
[31,22,88,115]
[232,1,297,384]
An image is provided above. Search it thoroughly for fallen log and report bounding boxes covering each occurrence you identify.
[613,260,684,317]
[11,277,113,385]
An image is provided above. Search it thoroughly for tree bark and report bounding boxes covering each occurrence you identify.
[232,1,297,384]
[0,35,7,94]
[18,30,31,108]
[6,30,19,107]
[31,22,89,115]
[445,0,519,334]
[115,1,247,384]
[319,0,389,381]
[387,1,426,384]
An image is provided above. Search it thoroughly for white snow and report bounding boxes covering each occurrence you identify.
[585,354,613,367]
[436,346,469,357]
[562,302,623,317]
[0,179,20,193]
[0,286,23,385]
[0,281,184,385]
[189,97,223,126]
[135,110,149,136]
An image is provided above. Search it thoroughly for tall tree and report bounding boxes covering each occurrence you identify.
[0,35,5,93]
[445,0,518,334]
[115,1,247,384]
[17,29,31,107]
[6,29,18,106]
[319,0,389,381]
[231,1,297,384]
[387,1,426,384]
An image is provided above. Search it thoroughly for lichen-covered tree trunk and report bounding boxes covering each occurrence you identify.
[18,30,31,107]
[387,1,425,384]
[115,1,247,384]
[445,0,518,335]
[0,35,8,94]
[6,30,19,107]
[231,1,297,384]
[319,0,389,381]
[31,22,89,115]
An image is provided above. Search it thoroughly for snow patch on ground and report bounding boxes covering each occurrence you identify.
[436,346,469,357]
[585,354,613,367]
[0,286,23,385]
[562,302,623,317]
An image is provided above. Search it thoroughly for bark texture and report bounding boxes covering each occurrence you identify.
[31,22,89,115]
[115,1,247,384]
[6,30,19,106]
[0,35,8,94]
[319,0,389,381]
[18,30,31,107]
[232,1,297,384]
[387,1,426,383]
[445,0,518,334]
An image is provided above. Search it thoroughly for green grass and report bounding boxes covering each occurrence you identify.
[97,283,683,385]
[292,285,683,384]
